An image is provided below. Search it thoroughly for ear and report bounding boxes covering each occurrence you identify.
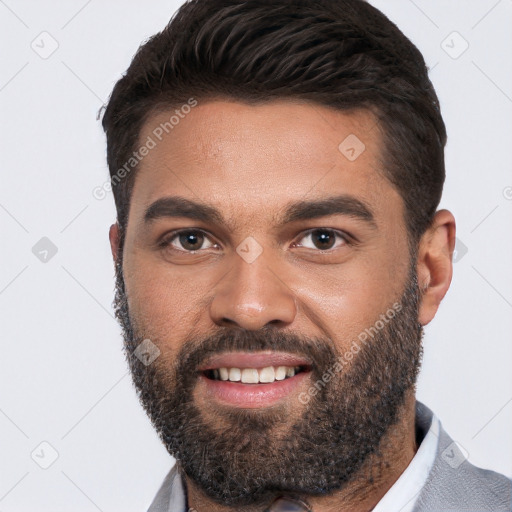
[417,209,456,326]
[109,222,120,263]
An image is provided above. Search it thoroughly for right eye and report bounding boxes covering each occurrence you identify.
[159,229,219,253]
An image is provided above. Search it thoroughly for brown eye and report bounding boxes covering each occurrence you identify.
[177,231,205,251]
[311,230,336,250]
[295,229,349,251]
[160,230,216,252]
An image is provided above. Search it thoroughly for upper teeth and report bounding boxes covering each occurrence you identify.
[211,366,300,383]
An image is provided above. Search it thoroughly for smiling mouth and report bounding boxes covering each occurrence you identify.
[196,351,314,408]
[203,365,310,384]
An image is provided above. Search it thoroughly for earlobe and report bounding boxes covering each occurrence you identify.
[417,209,456,326]
[109,222,120,263]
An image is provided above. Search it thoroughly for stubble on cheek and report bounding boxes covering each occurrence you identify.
[124,284,197,364]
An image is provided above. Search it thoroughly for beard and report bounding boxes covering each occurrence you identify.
[113,256,424,508]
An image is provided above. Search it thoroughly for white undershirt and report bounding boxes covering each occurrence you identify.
[372,411,440,512]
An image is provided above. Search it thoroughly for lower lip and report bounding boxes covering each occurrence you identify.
[199,372,311,408]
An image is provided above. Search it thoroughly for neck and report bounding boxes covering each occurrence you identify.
[185,390,418,512]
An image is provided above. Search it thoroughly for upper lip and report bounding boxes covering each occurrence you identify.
[198,351,312,371]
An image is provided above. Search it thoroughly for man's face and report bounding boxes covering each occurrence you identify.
[113,100,423,506]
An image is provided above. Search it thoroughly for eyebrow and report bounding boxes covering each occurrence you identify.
[143,194,376,229]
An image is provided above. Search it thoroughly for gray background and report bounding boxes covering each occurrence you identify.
[1,0,511,510]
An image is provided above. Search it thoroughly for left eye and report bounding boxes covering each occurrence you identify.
[162,230,216,252]
[293,229,349,251]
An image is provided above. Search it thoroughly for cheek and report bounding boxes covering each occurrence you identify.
[123,260,198,348]
[290,251,407,350]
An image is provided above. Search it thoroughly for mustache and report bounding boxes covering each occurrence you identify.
[175,326,339,378]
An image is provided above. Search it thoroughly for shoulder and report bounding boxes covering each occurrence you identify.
[413,403,512,511]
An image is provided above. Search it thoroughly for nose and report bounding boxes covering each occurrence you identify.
[209,250,298,330]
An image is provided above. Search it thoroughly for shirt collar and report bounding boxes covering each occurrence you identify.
[372,400,440,512]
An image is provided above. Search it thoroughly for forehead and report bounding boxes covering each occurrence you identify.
[128,99,401,228]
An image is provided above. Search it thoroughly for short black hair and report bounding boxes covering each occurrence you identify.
[101,0,446,254]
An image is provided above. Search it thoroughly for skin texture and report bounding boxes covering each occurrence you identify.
[109,100,456,511]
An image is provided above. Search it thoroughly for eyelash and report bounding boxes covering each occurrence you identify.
[158,228,353,254]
